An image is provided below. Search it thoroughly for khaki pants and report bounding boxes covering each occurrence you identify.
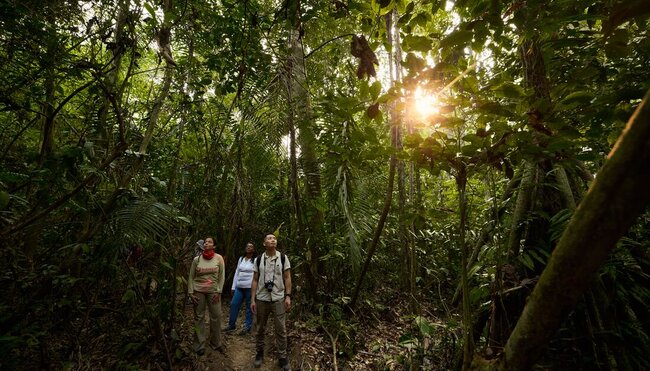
[255,299,287,358]
[193,292,222,352]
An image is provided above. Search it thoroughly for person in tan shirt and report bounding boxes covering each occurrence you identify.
[251,233,292,370]
[188,236,225,355]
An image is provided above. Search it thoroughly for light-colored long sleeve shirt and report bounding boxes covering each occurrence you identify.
[231,256,255,290]
[188,254,225,294]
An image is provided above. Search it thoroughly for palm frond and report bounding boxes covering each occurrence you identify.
[111,198,188,242]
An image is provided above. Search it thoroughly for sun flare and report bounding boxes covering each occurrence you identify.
[413,87,439,119]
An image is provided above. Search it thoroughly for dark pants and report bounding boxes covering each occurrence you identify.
[255,299,287,358]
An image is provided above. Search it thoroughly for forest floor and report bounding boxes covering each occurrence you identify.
[179,300,304,371]
[25,291,448,370]
[176,292,448,370]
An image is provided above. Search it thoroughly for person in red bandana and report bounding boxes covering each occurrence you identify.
[188,236,225,355]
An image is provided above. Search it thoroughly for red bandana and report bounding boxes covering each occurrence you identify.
[202,250,215,260]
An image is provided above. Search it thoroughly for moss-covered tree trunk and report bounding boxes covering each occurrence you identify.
[553,164,576,210]
[506,161,536,258]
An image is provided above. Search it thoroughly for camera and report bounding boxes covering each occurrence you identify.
[264,281,274,292]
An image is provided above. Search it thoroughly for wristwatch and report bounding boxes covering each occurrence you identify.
[285,293,292,298]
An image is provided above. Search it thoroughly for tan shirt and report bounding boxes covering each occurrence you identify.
[254,251,290,302]
[188,254,225,294]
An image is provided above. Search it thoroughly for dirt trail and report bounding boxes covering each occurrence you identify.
[187,302,295,371]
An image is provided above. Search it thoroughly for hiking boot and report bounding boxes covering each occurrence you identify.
[254,351,263,368]
[279,357,290,371]
[238,327,251,335]
[223,326,236,334]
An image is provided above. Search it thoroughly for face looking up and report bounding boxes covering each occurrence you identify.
[263,234,277,249]
[204,238,215,251]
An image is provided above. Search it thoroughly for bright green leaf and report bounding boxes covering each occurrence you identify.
[559,91,595,108]
[144,3,158,24]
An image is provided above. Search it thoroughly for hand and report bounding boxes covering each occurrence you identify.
[251,300,256,314]
[211,293,221,304]
[190,294,199,304]
[284,296,291,311]
[231,290,235,295]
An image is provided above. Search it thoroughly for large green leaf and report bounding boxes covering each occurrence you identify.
[403,35,432,52]
[440,29,473,49]
[557,91,595,110]
[491,82,526,99]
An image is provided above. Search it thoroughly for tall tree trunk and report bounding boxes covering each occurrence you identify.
[456,162,474,370]
[168,6,197,202]
[97,0,129,157]
[287,0,323,300]
[285,27,309,289]
[167,118,185,202]
[288,103,305,251]
[483,29,571,355]
[554,164,576,210]
[27,23,59,270]
[38,71,56,165]
[38,24,58,166]
[409,164,420,313]
[506,161,536,258]
[385,10,410,294]
[138,67,173,155]
[474,89,650,371]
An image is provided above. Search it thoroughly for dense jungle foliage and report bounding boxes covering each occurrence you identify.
[1,0,649,369]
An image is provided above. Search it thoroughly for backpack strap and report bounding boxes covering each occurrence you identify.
[256,253,286,269]
[256,253,288,290]
[256,253,287,269]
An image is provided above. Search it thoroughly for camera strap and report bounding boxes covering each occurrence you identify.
[263,254,278,287]
[258,252,287,296]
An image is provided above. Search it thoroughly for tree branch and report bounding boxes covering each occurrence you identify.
[304,33,356,59]
[3,142,128,236]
